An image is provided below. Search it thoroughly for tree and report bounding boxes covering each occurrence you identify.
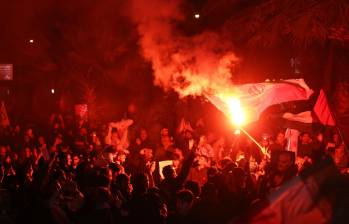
[225,0,349,90]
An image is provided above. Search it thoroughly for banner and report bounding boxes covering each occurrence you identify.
[206,79,313,125]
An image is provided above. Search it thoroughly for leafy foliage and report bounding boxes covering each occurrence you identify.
[226,0,349,46]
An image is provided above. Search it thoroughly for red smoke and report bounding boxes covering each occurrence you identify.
[130,0,239,97]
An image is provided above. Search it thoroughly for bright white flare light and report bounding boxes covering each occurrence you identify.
[29,39,34,43]
[194,13,200,19]
[51,88,55,94]
[226,98,245,126]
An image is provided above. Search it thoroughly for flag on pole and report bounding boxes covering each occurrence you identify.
[282,89,336,126]
[206,79,313,125]
[313,89,335,126]
[0,101,10,127]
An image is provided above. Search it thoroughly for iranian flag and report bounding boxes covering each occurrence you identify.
[206,79,314,125]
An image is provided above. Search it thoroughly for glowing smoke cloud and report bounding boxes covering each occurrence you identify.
[129,0,239,97]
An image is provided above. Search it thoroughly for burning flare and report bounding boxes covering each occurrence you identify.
[226,97,245,126]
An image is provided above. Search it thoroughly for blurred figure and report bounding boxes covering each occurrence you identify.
[134,128,152,153]
[167,190,194,224]
[258,151,297,197]
[187,155,209,187]
[269,131,286,152]
[159,150,195,212]
[155,135,175,161]
[197,135,214,162]
[37,136,50,161]
[298,132,313,158]
[23,128,35,149]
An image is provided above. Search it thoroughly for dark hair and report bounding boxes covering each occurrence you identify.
[115,173,129,185]
[184,181,200,197]
[95,174,110,188]
[198,154,209,161]
[207,167,218,178]
[176,189,194,204]
[109,163,123,174]
[131,173,149,194]
[201,182,218,198]
[162,165,175,179]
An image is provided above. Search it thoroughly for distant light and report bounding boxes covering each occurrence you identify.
[51,88,55,94]
[234,129,241,135]
[194,13,200,19]
[29,39,34,43]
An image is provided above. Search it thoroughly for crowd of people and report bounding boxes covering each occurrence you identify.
[0,111,348,224]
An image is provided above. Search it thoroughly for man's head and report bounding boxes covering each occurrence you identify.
[162,165,176,179]
[65,154,72,166]
[316,132,324,142]
[24,147,32,158]
[131,173,149,194]
[14,125,20,133]
[301,132,312,144]
[197,155,208,168]
[161,135,172,149]
[115,173,132,193]
[141,148,153,161]
[0,146,7,158]
[116,152,127,164]
[38,136,46,145]
[276,132,285,144]
[172,153,182,169]
[140,129,148,141]
[25,128,33,137]
[261,138,269,147]
[333,133,341,143]
[53,122,60,130]
[72,154,80,167]
[199,135,207,145]
[176,190,194,215]
[277,152,294,172]
[184,181,200,198]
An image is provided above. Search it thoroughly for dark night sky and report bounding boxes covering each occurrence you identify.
[0,0,348,126]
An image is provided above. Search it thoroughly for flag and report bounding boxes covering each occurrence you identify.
[0,101,10,127]
[206,79,313,125]
[242,158,335,224]
[283,111,314,124]
[282,89,336,126]
[285,128,300,154]
[313,89,335,126]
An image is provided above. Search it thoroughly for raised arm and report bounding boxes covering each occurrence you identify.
[176,149,196,186]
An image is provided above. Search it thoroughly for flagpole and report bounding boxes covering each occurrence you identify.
[239,127,269,157]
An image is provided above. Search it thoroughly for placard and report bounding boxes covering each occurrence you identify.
[0,64,13,80]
